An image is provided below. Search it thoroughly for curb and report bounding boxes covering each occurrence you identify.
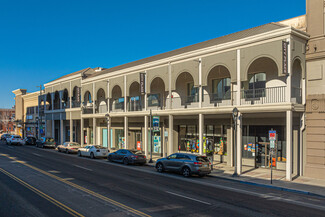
[146,162,325,198]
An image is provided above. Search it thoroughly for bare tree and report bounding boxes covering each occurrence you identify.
[0,109,13,133]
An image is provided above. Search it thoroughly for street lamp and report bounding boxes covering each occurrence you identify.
[105,113,110,151]
[232,107,239,177]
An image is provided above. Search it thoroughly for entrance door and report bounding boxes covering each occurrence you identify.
[102,129,108,148]
[135,132,142,151]
[256,142,270,168]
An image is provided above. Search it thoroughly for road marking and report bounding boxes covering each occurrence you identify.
[8,146,13,149]
[48,170,61,173]
[73,165,93,171]
[165,191,211,205]
[63,178,75,181]
[33,153,41,157]
[0,167,84,217]
[0,153,151,217]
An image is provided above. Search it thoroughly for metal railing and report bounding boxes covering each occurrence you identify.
[147,94,164,110]
[128,96,143,111]
[72,100,81,108]
[82,102,94,114]
[241,86,286,105]
[111,98,125,112]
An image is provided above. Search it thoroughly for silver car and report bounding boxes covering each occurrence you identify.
[155,153,211,177]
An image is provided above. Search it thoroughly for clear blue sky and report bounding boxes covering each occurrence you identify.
[0,0,305,108]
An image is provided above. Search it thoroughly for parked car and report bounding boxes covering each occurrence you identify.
[155,153,211,177]
[57,142,81,154]
[107,149,146,165]
[77,145,109,159]
[7,135,23,145]
[23,136,37,145]
[36,137,56,148]
[1,134,11,141]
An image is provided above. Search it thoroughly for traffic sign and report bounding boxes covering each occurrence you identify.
[269,130,276,141]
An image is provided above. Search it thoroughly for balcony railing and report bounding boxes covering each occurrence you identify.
[82,102,94,114]
[111,98,125,112]
[147,94,164,110]
[95,100,108,114]
[128,96,143,111]
[202,91,236,107]
[72,100,81,108]
[170,95,199,109]
[62,101,69,109]
[241,86,286,105]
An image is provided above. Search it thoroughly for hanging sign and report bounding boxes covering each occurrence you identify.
[140,72,146,94]
[153,116,160,132]
[282,41,289,75]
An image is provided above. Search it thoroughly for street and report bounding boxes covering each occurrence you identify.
[0,141,324,217]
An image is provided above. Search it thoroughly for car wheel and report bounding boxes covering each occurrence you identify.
[90,152,95,159]
[78,151,81,157]
[156,163,164,173]
[66,149,69,154]
[107,155,113,162]
[182,167,191,177]
[123,158,129,165]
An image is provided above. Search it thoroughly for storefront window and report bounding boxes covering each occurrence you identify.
[115,129,124,149]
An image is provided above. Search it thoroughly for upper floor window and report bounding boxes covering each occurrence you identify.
[187,82,199,103]
[212,78,231,100]
[249,73,266,90]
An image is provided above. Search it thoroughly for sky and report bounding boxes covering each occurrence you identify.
[0,0,305,108]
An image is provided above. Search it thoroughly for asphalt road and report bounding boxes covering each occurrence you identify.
[0,141,324,217]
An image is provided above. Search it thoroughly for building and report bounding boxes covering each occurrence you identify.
[12,89,42,138]
[0,108,15,134]
[13,0,325,181]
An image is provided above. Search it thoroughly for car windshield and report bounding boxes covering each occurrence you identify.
[196,156,210,162]
[129,150,142,155]
[70,143,80,146]
[46,138,54,142]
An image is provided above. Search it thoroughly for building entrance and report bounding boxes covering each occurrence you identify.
[129,130,142,151]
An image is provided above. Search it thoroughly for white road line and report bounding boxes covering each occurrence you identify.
[165,191,211,205]
[32,153,41,157]
[73,164,93,171]
[8,146,13,149]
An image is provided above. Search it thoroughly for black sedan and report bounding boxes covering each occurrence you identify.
[23,136,37,145]
[107,149,146,165]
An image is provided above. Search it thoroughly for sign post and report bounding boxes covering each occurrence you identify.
[269,129,276,184]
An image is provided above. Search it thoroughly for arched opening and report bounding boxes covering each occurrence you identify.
[243,57,285,103]
[96,88,107,113]
[206,65,231,102]
[62,89,69,108]
[84,91,92,105]
[175,72,197,106]
[111,85,124,111]
[72,86,81,107]
[53,91,60,110]
[128,81,142,111]
[46,93,52,110]
[292,59,302,103]
[149,77,166,109]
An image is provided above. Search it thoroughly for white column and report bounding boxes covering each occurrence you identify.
[93,83,95,114]
[124,116,128,149]
[70,114,73,142]
[168,62,172,109]
[52,114,55,138]
[236,49,241,106]
[300,113,305,176]
[199,58,202,108]
[93,118,96,145]
[230,119,234,167]
[69,81,72,109]
[286,38,292,103]
[168,114,173,155]
[144,115,148,157]
[237,112,242,175]
[107,117,111,151]
[199,113,204,155]
[144,71,148,111]
[107,80,110,112]
[286,110,293,181]
[124,75,127,112]
[81,118,84,146]
[60,114,64,144]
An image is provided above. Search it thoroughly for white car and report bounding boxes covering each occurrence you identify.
[7,135,23,145]
[77,145,109,159]
[57,142,81,154]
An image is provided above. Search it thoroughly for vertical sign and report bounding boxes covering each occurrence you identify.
[140,72,146,94]
[153,116,160,132]
[282,41,288,75]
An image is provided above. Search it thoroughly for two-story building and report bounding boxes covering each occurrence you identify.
[40,21,308,181]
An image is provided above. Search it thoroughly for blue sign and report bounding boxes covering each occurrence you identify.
[153,116,160,132]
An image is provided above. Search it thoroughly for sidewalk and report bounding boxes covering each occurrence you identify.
[147,156,325,198]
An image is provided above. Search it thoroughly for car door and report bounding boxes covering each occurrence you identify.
[81,146,88,156]
[165,154,178,171]
[112,150,121,161]
[118,150,127,162]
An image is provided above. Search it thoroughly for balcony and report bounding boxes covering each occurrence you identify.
[62,101,69,109]
[111,98,124,112]
[240,86,286,105]
[82,102,94,114]
[72,100,81,108]
[147,94,164,110]
[96,100,108,114]
[128,96,143,112]
[202,91,236,107]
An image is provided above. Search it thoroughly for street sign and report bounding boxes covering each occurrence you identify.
[270,140,275,149]
[153,116,160,132]
[269,130,276,140]
[140,73,146,94]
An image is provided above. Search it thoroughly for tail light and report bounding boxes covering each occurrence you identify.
[194,162,202,165]
[143,156,146,158]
